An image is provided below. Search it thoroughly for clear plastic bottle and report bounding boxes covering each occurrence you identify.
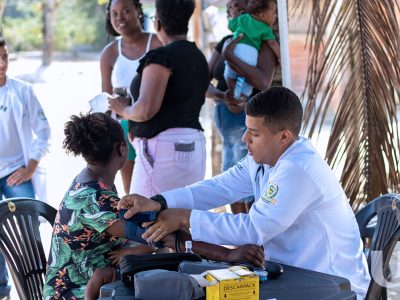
[185,240,194,254]
[233,76,245,100]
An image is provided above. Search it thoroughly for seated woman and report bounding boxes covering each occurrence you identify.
[42,113,154,300]
[43,112,263,300]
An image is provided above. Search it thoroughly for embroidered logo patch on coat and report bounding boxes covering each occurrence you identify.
[39,109,47,120]
[261,182,279,205]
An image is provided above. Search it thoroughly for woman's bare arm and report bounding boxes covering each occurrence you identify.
[100,42,117,94]
[171,230,265,267]
[222,36,276,90]
[109,64,171,121]
[206,50,225,100]
[206,48,244,113]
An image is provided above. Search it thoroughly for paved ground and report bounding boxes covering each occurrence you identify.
[5,52,400,299]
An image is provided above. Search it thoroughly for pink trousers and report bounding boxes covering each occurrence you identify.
[130,128,206,198]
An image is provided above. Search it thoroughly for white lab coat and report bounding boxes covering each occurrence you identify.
[163,137,370,298]
[4,76,51,203]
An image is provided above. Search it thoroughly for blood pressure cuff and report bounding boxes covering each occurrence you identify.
[123,217,164,248]
[134,269,204,300]
[120,253,202,284]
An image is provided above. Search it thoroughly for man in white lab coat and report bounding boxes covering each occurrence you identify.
[119,87,370,298]
[0,37,51,299]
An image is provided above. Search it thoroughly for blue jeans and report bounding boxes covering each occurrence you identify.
[214,103,252,203]
[0,173,35,199]
[0,172,35,296]
[0,255,9,297]
[214,103,247,171]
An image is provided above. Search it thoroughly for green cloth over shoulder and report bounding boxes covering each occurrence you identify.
[228,13,275,50]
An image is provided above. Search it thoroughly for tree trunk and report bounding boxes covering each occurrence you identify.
[42,0,56,66]
[0,0,7,21]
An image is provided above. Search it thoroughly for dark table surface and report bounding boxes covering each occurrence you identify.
[99,260,357,300]
[259,263,356,300]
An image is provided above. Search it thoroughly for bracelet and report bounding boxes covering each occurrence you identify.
[150,194,167,211]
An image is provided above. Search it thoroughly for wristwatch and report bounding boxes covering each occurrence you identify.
[150,194,167,211]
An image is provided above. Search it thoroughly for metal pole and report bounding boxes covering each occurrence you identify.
[277,0,291,88]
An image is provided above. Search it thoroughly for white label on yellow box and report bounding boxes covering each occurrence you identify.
[208,269,241,280]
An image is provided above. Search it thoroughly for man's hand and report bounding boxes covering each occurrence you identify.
[118,194,161,219]
[222,89,246,114]
[226,244,265,268]
[108,95,131,117]
[7,159,38,186]
[142,209,191,243]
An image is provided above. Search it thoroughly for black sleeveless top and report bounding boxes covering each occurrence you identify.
[129,40,209,138]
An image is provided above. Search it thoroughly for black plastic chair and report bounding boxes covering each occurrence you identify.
[0,198,57,300]
[366,226,400,300]
[355,193,400,300]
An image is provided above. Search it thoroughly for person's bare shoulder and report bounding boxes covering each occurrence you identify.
[149,33,162,50]
[100,40,119,67]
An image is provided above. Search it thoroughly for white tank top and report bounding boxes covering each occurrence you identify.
[111,33,153,91]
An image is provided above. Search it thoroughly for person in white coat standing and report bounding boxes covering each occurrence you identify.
[0,37,51,299]
[118,87,371,299]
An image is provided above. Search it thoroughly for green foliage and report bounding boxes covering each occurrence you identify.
[1,0,109,52]
[56,0,109,50]
[2,1,43,51]
[54,0,103,51]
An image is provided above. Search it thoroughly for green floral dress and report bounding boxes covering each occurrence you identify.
[43,180,125,300]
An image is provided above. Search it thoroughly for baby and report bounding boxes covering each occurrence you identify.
[225,0,280,99]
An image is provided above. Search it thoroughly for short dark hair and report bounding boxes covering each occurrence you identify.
[247,0,276,15]
[63,112,125,165]
[245,87,303,136]
[155,0,195,36]
[0,37,6,48]
[106,0,145,36]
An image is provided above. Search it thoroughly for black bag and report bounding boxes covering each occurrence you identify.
[120,253,202,284]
